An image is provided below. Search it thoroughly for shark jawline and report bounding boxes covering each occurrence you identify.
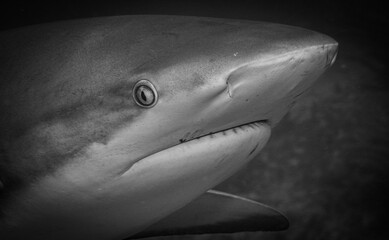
[185,119,269,143]
[120,119,269,176]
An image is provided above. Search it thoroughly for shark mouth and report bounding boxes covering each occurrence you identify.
[117,118,274,238]
[119,120,271,176]
[122,119,271,177]
[178,120,269,144]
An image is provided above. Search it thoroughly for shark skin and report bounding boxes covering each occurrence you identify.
[0,15,337,239]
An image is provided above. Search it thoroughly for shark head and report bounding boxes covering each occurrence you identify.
[0,15,337,239]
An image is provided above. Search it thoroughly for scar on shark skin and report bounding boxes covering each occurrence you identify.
[248,142,261,157]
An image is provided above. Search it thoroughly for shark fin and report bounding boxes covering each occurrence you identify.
[132,189,289,238]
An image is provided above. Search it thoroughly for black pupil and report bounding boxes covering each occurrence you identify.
[137,86,154,106]
[141,91,147,102]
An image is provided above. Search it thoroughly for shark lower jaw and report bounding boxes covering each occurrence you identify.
[115,120,271,236]
[122,119,271,179]
[123,119,271,173]
[114,121,271,236]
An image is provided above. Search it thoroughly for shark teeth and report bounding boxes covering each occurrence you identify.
[180,120,268,143]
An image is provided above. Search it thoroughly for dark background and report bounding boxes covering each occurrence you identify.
[1,1,388,240]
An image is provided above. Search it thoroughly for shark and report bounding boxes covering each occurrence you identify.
[0,15,337,239]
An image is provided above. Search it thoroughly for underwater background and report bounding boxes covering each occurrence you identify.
[1,1,387,239]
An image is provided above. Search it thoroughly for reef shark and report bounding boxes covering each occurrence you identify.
[0,15,337,239]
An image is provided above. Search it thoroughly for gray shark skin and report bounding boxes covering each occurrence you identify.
[0,15,337,239]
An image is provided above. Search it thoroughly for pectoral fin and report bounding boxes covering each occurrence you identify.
[133,189,289,238]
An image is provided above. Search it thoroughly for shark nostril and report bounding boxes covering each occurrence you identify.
[330,48,338,66]
[226,78,233,98]
[325,43,338,67]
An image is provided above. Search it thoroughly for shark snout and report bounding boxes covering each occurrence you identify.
[224,40,338,126]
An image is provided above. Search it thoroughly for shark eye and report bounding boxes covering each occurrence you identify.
[133,80,158,108]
